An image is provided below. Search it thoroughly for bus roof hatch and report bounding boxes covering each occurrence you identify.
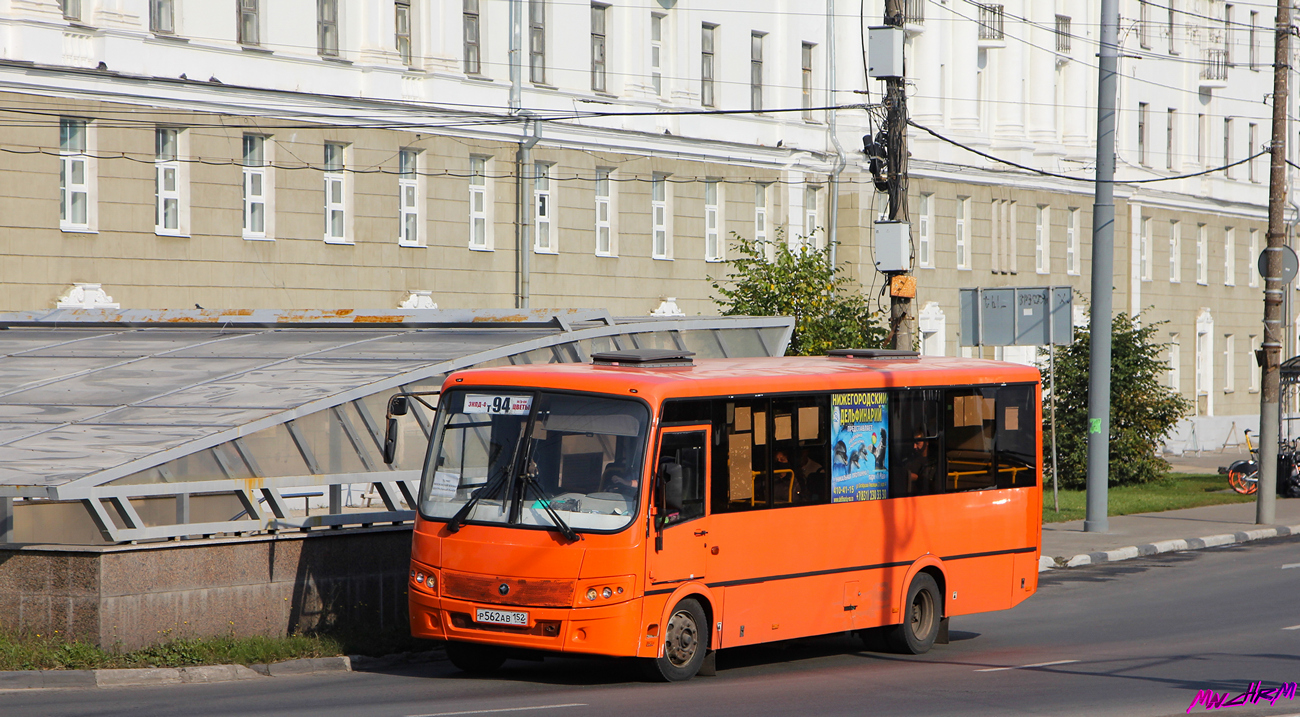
[591,349,695,367]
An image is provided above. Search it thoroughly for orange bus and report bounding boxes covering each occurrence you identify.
[393,348,1042,681]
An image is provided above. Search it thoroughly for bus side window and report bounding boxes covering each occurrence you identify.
[889,389,942,497]
[771,395,829,506]
[711,399,770,512]
[944,388,997,492]
[995,384,1037,488]
[658,430,707,525]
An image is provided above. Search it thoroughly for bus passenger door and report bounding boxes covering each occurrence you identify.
[646,427,711,592]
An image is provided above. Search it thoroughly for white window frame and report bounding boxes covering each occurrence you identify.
[918,193,933,268]
[528,0,546,84]
[59,118,94,233]
[469,156,493,251]
[1169,333,1181,391]
[1249,228,1260,287]
[1140,216,1152,281]
[1138,102,1149,166]
[1169,220,1181,283]
[804,185,820,247]
[1166,108,1177,171]
[652,172,671,260]
[151,0,175,34]
[1249,123,1259,183]
[396,0,413,66]
[242,134,272,240]
[60,0,81,22]
[701,24,716,108]
[1224,226,1235,286]
[705,179,723,262]
[323,142,352,244]
[1035,205,1050,274]
[238,0,260,45]
[1196,224,1208,284]
[463,0,481,74]
[750,31,764,112]
[955,196,970,270]
[1196,310,1214,415]
[398,148,425,248]
[801,42,815,121]
[595,168,616,256]
[591,3,607,92]
[154,127,188,237]
[533,161,554,253]
[1224,118,1234,178]
[1250,335,1261,392]
[650,13,665,96]
[318,0,340,57]
[754,182,769,246]
[1223,334,1235,392]
[1066,207,1079,275]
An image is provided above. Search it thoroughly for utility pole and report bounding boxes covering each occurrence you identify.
[1085,0,1120,533]
[1256,0,1291,525]
[883,0,914,351]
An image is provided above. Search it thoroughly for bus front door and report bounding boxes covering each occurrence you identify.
[646,427,711,592]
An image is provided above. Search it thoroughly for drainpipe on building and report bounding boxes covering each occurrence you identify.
[826,0,847,272]
[516,115,541,309]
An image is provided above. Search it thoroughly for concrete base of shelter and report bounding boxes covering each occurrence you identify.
[0,526,412,650]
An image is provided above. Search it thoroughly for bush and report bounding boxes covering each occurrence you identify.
[1045,310,1192,489]
[710,232,888,356]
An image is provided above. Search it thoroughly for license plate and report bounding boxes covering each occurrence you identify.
[475,608,528,626]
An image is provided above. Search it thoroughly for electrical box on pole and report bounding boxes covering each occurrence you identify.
[868,26,904,78]
[874,222,911,273]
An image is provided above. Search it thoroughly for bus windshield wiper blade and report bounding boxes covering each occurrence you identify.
[446,472,507,533]
[521,475,580,543]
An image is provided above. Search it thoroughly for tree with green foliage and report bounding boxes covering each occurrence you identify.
[1045,309,1193,489]
[710,232,888,356]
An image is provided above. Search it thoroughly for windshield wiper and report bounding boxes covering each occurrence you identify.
[519,469,580,543]
[445,471,508,533]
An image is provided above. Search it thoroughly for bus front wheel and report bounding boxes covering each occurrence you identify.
[446,641,507,674]
[642,598,708,682]
[886,573,941,655]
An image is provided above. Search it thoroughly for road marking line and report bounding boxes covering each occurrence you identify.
[407,704,587,717]
[1281,563,1300,569]
[976,660,1079,673]
[1282,624,1300,631]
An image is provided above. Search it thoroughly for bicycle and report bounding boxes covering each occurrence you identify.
[1227,430,1258,495]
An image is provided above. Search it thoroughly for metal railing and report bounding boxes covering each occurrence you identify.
[903,0,924,25]
[1202,48,1228,81]
[1055,15,1071,53]
[978,4,1005,41]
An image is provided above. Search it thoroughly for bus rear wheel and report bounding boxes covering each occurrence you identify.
[886,573,941,655]
[642,598,708,682]
[446,641,507,674]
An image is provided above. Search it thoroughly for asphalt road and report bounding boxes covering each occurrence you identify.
[8,536,1300,717]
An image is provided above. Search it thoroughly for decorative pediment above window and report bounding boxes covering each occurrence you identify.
[399,290,437,309]
[56,283,120,309]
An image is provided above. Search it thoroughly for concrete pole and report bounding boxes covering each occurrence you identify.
[885,0,914,351]
[1085,0,1120,533]
[1257,0,1291,525]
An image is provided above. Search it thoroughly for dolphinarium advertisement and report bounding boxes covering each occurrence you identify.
[831,392,889,502]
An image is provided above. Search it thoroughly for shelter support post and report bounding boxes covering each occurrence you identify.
[0,497,12,543]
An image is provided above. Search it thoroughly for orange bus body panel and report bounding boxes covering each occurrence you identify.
[408,356,1042,660]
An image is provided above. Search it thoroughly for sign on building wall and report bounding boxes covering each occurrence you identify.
[958,286,1073,347]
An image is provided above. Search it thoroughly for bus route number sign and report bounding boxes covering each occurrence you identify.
[464,394,533,415]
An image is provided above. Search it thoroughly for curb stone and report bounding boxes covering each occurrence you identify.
[1039,523,1299,571]
[0,649,445,691]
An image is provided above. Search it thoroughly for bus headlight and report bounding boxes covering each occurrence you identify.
[574,576,634,607]
[410,562,438,596]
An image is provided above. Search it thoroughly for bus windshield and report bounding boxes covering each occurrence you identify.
[419,389,650,532]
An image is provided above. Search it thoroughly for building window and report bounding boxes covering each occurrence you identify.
[1249,228,1261,287]
[396,0,413,66]
[1223,334,1235,392]
[1035,205,1050,274]
[804,185,820,246]
[60,0,81,22]
[1223,118,1233,177]
[1138,103,1149,166]
[533,161,553,252]
[595,168,615,256]
[1066,207,1079,275]
[1055,15,1071,53]
[529,0,546,83]
[1249,11,1259,69]
[1197,113,1207,165]
[701,24,716,108]
[242,135,268,239]
[1167,0,1178,54]
[1196,315,1214,414]
[705,180,722,262]
[1224,227,1236,286]
[955,196,970,270]
[154,128,183,235]
[1196,223,1208,284]
[1249,123,1259,182]
[751,32,764,112]
[464,0,481,74]
[1140,216,1152,281]
[801,42,815,121]
[1169,220,1182,283]
[918,193,933,268]
[651,13,664,96]
[755,183,769,245]
[59,118,90,231]
[652,173,670,259]
[468,156,491,250]
[1250,335,1261,392]
[1169,333,1181,391]
[238,0,260,45]
[1138,0,1151,49]
[319,0,339,56]
[591,4,607,92]
[977,4,1004,41]
[1166,108,1176,170]
[151,0,175,34]
[399,149,422,247]
[323,142,349,243]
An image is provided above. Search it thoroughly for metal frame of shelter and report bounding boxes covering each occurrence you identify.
[1278,355,1300,442]
[0,309,793,545]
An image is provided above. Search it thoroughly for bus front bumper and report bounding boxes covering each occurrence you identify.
[409,591,644,657]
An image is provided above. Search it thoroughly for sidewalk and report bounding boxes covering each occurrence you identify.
[1041,498,1300,569]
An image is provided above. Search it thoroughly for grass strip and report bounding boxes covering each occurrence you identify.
[1042,472,1254,524]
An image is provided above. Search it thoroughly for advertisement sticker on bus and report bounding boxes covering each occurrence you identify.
[464,394,533,415]
[830,392,888,502]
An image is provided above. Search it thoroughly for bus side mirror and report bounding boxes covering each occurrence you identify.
[383,395,409,465]
[388,395,409,416]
